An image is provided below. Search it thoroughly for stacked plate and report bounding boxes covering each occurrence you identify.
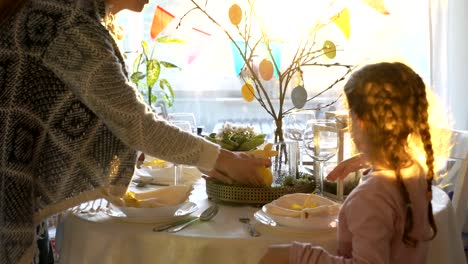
[107,202,198,224]
[254,193,340,231]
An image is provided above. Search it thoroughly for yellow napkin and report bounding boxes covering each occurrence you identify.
[265,193,340,220]
[110,185,192,208]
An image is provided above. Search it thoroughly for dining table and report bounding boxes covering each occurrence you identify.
[55,177,467,264]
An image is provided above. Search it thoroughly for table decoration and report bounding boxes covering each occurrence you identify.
[205,174,314,205]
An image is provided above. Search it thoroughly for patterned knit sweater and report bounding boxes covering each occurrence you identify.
[0,0,219,262]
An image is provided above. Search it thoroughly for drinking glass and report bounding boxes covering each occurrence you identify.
[303,119,338,195]
[169,120,193,185]
[284,110,316,174]
[168,113,197,134]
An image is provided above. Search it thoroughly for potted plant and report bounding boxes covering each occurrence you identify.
[130,36,184,108]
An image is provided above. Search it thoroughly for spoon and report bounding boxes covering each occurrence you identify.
[239,217,261,237]
[166,204,219,233]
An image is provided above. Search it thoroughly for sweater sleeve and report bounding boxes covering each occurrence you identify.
[289,192,394,264]
[41,21,219,170]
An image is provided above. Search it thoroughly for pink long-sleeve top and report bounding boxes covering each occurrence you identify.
[290,164,432,264]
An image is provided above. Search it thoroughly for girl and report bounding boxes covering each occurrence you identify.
[0,0,269,262]
[260,62,437,264]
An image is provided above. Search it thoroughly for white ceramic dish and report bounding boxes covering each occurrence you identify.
[254,209,338,232]
[108,202,198,224]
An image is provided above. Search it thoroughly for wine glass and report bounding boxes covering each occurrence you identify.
[168,113,197,134]
[169,120,193,185]
[284,110,316,174]
[303,119,338,195]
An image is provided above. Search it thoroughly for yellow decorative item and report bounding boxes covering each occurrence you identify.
[241,83,255,102]
[229,4,242,26]
[142,158,168,168]
[250,143,279,186]
[332,8,351,39]
[323,40,336,59]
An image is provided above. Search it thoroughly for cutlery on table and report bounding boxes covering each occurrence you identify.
[166,204,219,233]
[239,217,261,237]
[152,217,197,232]
[132,179,170,187]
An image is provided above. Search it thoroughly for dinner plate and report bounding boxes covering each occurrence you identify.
[254,207,338,231]
[107,202,198,224]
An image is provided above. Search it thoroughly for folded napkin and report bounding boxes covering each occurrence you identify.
[265,193,340,220]
[109,185,192,208]
[135,166,202,185]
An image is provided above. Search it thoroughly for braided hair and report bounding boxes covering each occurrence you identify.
[344,62,437,247]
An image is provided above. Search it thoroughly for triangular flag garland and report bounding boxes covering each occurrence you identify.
[150,6,175,39]
[188,27,211,64]
[362,0,390,15]
[331,8,351,40]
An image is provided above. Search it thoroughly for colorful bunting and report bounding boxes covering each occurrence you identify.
[188,27,211,64]
[150,6,174,39]
[362,0,390,15]
[331,8,351,40]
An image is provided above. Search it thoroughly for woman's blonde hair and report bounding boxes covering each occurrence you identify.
[103,7,124,41]
[344,62,437,247]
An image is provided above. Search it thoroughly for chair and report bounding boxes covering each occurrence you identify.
[435,128,468,253]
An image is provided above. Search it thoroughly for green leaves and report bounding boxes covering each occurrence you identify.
[205,126,266,151]
[131,38,183,107]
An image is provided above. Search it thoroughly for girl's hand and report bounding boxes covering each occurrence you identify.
[326,154,367,181]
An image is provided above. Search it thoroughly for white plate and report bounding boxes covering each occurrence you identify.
[255,207,338,231]
[107,202,198,224]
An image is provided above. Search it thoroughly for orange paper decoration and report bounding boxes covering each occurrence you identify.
[362,0,390,15]
[229,4,242,25]
[331,8,351,40]
[259,59,274,81]
[150,6,174,39]
[241,83,255,102]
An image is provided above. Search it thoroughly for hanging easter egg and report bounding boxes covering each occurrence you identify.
[323,40,336,59]
[291,85,307,109]
[241,83,255,102]
[229,4,242,26]
[259,58,274,81]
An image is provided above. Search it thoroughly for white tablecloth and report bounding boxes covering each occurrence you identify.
[56,181,466,264]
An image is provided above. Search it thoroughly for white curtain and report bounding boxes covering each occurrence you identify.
[430,0,468,131]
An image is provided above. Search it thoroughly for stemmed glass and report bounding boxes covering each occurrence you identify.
[303,119,338,195]
[168,113,197,134]
[169,120,193,185]
[284,110,316,174]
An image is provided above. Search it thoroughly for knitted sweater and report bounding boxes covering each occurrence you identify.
[0,0,219,262]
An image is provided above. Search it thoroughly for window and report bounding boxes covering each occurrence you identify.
[115,0,430,134]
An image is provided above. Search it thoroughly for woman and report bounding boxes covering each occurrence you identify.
[0,0,269,262]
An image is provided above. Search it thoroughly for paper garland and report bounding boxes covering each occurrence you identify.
[150,6,175,39]
[332,8,350,40]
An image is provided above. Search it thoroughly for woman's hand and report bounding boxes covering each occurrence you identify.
[202,149,271,186]
[326,154,367,181]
